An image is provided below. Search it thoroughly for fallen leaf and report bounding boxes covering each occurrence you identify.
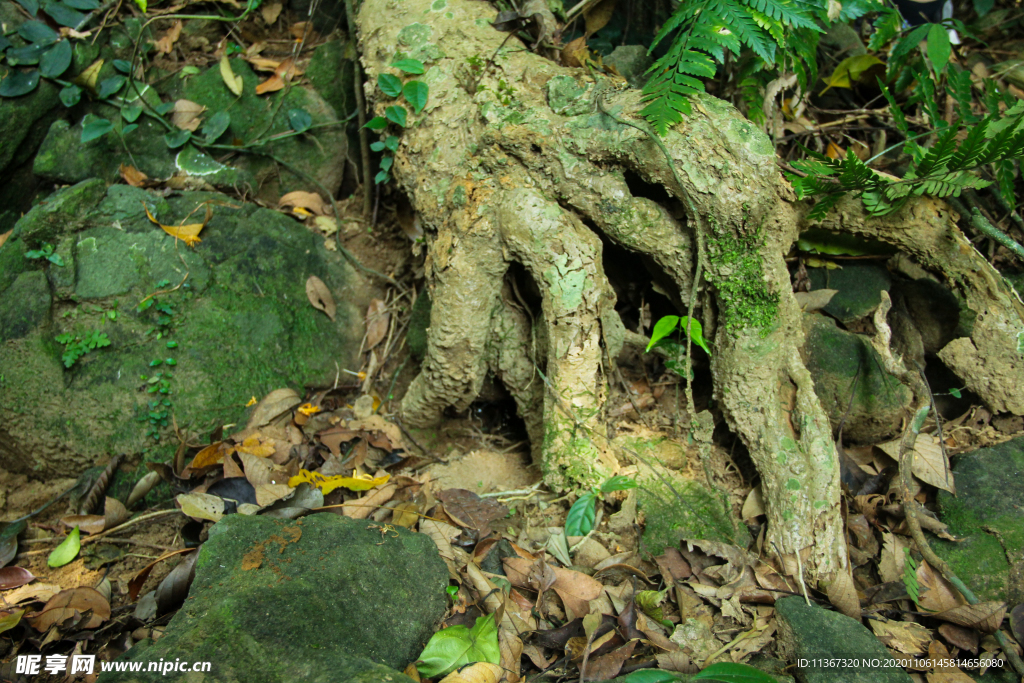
[171,99,206,131]
[143,202,209,247]
[933,601,1006,634]
[75,59,103,92]
[25,587,110,631]
[128,548,194,601]
[0,609,25,636]
[561,36,588,68]
[119,164,148,187]
[740,486,764,520]
[60,515,105,535]
[280,191,328,215]
[938,623,978,653]
[582,640,635,681]
[1,582,60,605]
[341,480,396,519]
[256,74,285,94]
[794,288,838,312]
[155,550,197,616]
[584,0,616,36]
[917,561,965,613]
[219,54,243,96]
[365,298,390,350]
[437,489,507,538]
[0,230,11,249]
[869,618,930,655]
[0,567,35,591]
[153,20,182,54]
[261,1,282,23]
[289,468,389,494]
[247,388,302,428]
[305,275,336,321]
[176,492,226,522]
[878,434,954,493]
[48,527,80,568]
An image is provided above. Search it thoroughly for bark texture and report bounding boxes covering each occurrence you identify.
[354,0,1024,598]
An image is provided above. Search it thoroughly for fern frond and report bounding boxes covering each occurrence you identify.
[641,89,694,136]
[946,67,979,124]
[914,125,960,177]
[994,159,1016,207]
[806,193,843,220]
[787,173,839,198]
[836,150,879,190]
[745,0,819,30]
[710,0,777,64]
[867,7,901,50]
[914,172,991,198]
[790,158,841,176]
[948,119,990,171]
[862,188,903,216]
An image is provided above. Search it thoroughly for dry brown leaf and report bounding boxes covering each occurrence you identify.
[305,275,336,321]
[189,442,229,470]
[176,492,225,522]
[247,56,282,72]
[933,601,1006,634]
[341,481,396,519]
[550,565,603,619]
[119,164,148,187]
[0,230,11,250]
[498,626,523,683]
[438,662,503,683]
[247,388,301,429]
[869,618,930,655]
[153,20,182,54]
[171,99,205,131]
[561,36,588,68]
[878,532,910,583]
[740,486,764,520]
[279,191,328,215]
[926,641,975,682]
[60,514,105,534]
[104,497,129,529]
[916,561,965,613]
[261,1,282,24]
[219,55,243,96]
[584,0,617,36]
[256,75,285,94]
[26,587,110,631]
[938,623,978,653]
[365,298,390,350]
[877,434,954,493]
[0,568,35,591]
[794,288,838,311]
[289,21,309,39]
[2,583,61,606]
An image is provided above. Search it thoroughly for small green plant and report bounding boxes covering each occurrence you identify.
[565,475,637,536]
[365,57,428,185]
[416,613,499,678]
[55,331,111,368]
[480,78,515,106]
[644,315,711,379]
[24,242,64,266]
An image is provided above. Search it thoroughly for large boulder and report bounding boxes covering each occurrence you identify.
[0,179,368,476]
[934,436,1024,605]
[97,514,448,683]
[33,58,348,202]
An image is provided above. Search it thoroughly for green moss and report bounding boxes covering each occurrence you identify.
[706,230,779,333]
[639,475,750,555]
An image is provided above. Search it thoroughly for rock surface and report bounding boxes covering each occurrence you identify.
[0,179,367,476]
[97,513,447,683]
[935,436,1024,605]
[801,313,912,443]
[775,596,912,683]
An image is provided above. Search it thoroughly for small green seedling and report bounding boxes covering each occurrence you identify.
[565,475,637,536]
[25,242,64,267]
[55,331,111,368]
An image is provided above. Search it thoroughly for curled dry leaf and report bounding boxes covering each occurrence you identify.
[877,434,954,494]
[279,191,328,216]
[61,515,105,535]
[219,54,244,96]
[0,567,35,590]
[583,0,617,36]
[26,587,111,631]
[934,601,1007,634]
[104,497,129,529]
[129,548,194,601]
[365,298,390,350]
[156,551,198,616]
[127,470,162,508]
[561,36,588,68]
[256,74,285,94]
[153,20,182,54]
[119,164,148,187]
[306,275,336,321]
[171,99,206,131]
[437,662,503,683]
[247,388,302,429]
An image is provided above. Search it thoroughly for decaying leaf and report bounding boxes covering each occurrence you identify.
[171,99,206,131]
[0,230,11,250]
[143,202,210,247]
[0,567,35,590]
[341,479,396,519]
[365,298,390,350]
[279,191,328,216]
[247,388,302,428]
[305,275,336,321]
[584,0,616,36]
[153,20,182,54]
[868,618,930,654]
[219,54,244,96]
[794,288,838,311]
[289,468,390,494]
[261,1,282,23]
[128,548,194,601]
[933,601,1007,634]
[176,492,226,522]
[740,486,764,520]
[877,434,954,494]
[61,515,105,535]
[26,587,110,631]
[437,489,507,538]
[155,551,198,616]
[75,59,103,93]
[119,164,148,187]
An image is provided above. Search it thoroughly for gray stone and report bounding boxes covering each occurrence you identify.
[0,271,51,342]
[604,45,653,90]
[808,262,891,325]
[934,436,1024,605]
[801,314,912,443]
[0,180,368,476]
[97,514,446,683]
[775,596,912,683]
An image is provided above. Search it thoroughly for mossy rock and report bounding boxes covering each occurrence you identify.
[0,180,368,476]
[639,469,750,556]
[807,262,891,325]
[934,436,1024,605]
[97,514,446,683]
[801,313,912,443]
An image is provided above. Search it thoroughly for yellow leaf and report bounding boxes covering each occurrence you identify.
[142,202,210,247]
[820,54,884,95]
[235,433,276,458]
[75,59,104,93]
[246,396,258,407]
[297,403,321,416]
[288,469,390,494]
[220,55,244,96]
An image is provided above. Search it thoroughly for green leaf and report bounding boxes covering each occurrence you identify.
[416,614,499,678]
[380,156,393,172]
[374,170,390,184]
[646,315,680,351]
[202,110,231,142]
[42,1,87,27]
[62,0,100,9]
[6,43,47,65]
[15,0,39,15]
[0,69,40,97]
[288,108,312,133]
[392,58,425,74]
[949,387,961,398]
[0,35,12,53]
[122,101,143,122]
[18,20,59,44]
[122,123,139,136]
[377,73,403,97]
[39,40,72,77]
[385,105,407,127]
[0,609,24,635]
[364,116,387,130]
[155,101,176,116]
[134,0,146,11]
[403,80,429,114]
[926,23,951,74]
[81,114,113,143]
[384,135,399,152]
[164,129,191,148]
[370,141,386,152]
[973,0,994,15]
[112,58,133,73]
[166,341,178,348]
[97,75,126,99]
[48,526,81,567]
[48,253,65,267]
[623,671,680,683]
[565,491,597,536]
[692,662,778,682]
[600,475,637,493]
[680,316,711,355]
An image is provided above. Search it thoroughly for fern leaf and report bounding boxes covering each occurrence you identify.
[880,82,909,137]
[946,67,979,124]
[948,120,990,171]
[806,193,843,220]
[994,159,1016,207]
[745,0,819,30]
[862,188,902,216]
[790,158,840,176]
[710,0,777,64]
[641,91,693,136]
[868,7,902,50]
[916,172,991,198]
[650,0,703,51]
[914,125,960,177]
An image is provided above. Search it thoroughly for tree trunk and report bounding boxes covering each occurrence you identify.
[354,0,1024,602]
